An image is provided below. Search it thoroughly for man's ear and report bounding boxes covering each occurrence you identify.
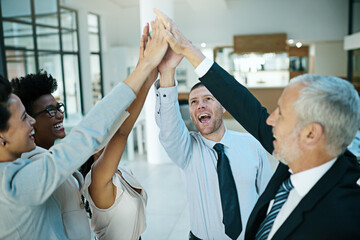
[301,122,324,146]
[221,106,226,114]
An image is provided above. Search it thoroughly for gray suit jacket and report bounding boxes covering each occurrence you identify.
[0,82,135,239]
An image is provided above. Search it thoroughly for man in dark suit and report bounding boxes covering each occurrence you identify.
[154,9,360,240]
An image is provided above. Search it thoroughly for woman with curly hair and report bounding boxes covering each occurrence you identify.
[0,17,168,239]
[11,71,65,150]
[11,71,92,240]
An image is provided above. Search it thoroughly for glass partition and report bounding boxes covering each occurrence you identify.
[3,21,34,49]
[36,26,60,51]
[0,0,82,116]
[88,13,103,104]
[352,0,360,33]
[63,54,80,116]
[6,49,36,79]
[1,0,31,21]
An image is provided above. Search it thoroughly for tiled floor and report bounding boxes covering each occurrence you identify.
[123,154,190,240]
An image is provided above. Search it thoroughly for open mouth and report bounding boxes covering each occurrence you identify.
[29,129,35,140]
[198,113,211,124]
[53,122,64,130]
[272,130,277,140]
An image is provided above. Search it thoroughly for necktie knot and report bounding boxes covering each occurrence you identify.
[281,177,294,193]
[213,143,224,154]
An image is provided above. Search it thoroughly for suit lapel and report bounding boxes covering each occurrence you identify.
[272,154,350,239]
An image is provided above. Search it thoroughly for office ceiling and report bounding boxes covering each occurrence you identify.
[105,0,230,9]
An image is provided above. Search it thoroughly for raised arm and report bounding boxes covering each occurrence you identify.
[88,22,161,209]
[154,8,274,153]
[154,38,196,168]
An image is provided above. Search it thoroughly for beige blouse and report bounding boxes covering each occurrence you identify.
[82,166,147,240]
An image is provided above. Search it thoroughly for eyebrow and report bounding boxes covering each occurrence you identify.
[189,95,213,101]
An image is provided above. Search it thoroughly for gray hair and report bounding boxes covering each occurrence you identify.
[290,74,360,157]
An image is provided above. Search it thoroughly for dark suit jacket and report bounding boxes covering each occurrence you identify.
[199,62,360,239]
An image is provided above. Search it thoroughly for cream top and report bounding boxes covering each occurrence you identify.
[82,166,147,240]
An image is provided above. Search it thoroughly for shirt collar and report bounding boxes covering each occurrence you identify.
[290,158,337,197]
[200,126,229,150]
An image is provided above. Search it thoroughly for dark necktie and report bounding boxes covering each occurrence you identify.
[213,143,242,240]
[255,177,294,240]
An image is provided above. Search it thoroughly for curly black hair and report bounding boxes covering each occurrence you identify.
[11,70,58,116]
[0,75,12,131]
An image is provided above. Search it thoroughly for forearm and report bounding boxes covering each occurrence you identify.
[183,44,206,68]
[123,60,156,94]
[91,95,146,186]
[90,74,154,187]
[118,78,152,137]
[159,69,175,88]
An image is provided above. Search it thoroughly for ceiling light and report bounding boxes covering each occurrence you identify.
[296,42,302,48]
[201,42,206,48]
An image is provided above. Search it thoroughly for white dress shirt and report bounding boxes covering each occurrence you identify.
[267,158,336,239]
[154,80,273,240]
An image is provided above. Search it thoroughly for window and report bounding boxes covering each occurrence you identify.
[351,0,360,34]
[88,13,103,104]
[0,0,82,117]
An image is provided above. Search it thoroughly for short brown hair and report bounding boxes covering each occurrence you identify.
[190,82,204,93]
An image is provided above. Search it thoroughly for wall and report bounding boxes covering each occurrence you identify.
[64,0,349,48]
[99,0,348,48]
[312,40,347,77]
[173,0,348,47]
[106,46,139,93]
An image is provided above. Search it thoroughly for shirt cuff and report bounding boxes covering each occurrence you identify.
[194,58,214,78]
[154,79,179,103]
[153,78,178,89]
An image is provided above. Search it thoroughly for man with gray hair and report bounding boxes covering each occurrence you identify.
[154,8,360,240]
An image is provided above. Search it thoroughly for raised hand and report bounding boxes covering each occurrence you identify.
[139,23,158,86]
[154,8,205,68]
[153,8,191,55]
[158,47,183,74]
[142,17,168,69]
[138,23,149,65]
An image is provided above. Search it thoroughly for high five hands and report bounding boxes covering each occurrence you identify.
[153,8,205,68]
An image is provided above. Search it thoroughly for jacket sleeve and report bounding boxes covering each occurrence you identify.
[200,62,274,153]
[0,82,135,206]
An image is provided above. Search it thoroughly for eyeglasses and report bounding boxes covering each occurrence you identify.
[32,102,65,118]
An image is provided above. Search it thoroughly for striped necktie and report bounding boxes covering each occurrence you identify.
[255,177,294,240]
[213,143,242,240]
